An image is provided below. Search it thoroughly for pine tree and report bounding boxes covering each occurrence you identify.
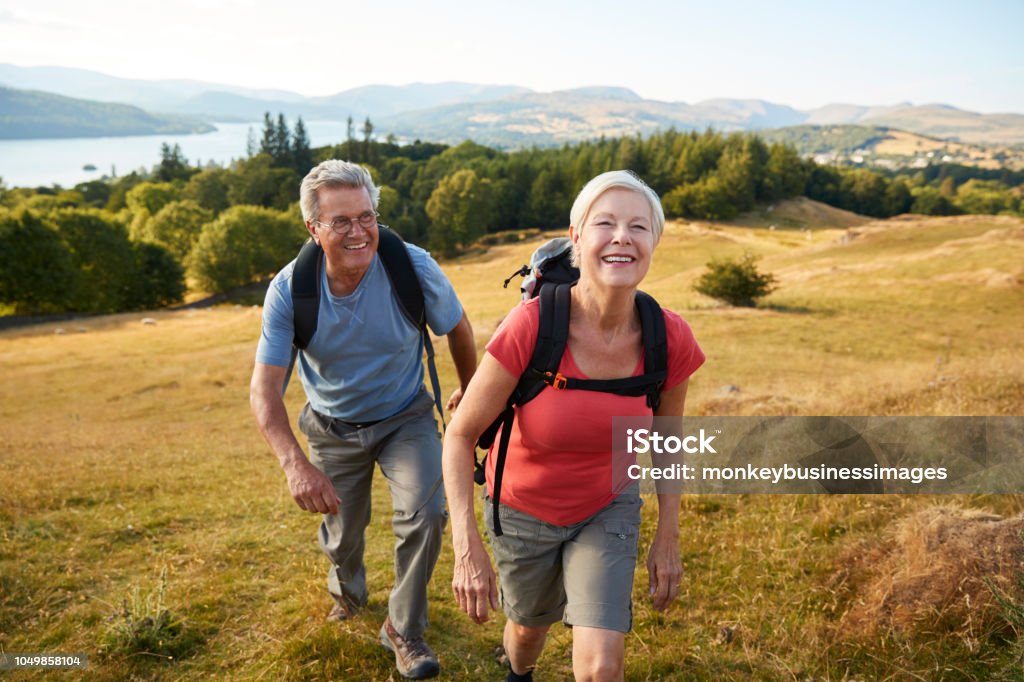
[273,114,292,167]
[362,117,374,164]
[292,117,313,173]
[260,112,275,156]
[246,126,257,157]
[345,116,355,161]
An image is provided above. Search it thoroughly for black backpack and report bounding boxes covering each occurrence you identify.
[285,226,446,428]
[480,238,668,535]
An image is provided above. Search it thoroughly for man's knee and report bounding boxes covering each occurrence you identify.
[394,492,447,536]
[509,622,549,647]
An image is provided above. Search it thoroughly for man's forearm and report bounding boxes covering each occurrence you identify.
[251,388,308,471]
[448,314,477,390]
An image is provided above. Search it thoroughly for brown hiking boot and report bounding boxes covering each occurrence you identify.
[379,616,440,680]
[326,594,360,622]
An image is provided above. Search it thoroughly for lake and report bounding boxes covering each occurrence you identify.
[0,121,354,189]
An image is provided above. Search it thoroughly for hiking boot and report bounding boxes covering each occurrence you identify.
[379,616,440,679]
[326,594,360,622]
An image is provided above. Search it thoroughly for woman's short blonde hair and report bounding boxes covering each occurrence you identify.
[569,170,665,266]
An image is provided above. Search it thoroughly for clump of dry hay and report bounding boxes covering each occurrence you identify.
[833,506,1024,639]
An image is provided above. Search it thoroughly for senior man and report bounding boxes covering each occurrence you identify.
[251,160,476,680]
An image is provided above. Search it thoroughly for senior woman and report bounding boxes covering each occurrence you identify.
[442,170,704,681]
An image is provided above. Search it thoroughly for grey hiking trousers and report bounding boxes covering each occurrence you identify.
[298,389,447,639]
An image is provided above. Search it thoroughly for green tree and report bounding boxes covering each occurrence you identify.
[74,180,113,208]
[126,182,180,217]
[763,143,808,201]
[183,168,230,214]
[837,168,888,217]
[292,117,313,173]
[362,117,374,164]
[225,155,297,210]
[377,185,401,222]
[663,175,735,220]
[910,186,957,216]
[156,143,191,182]
[694,254,777,307]
[187,205,304,293]
[425,169,496,256]
[0,210,77,313]
[127,242,185,309]
[345,115,356,161]
[136,200,212,260]
[50,208,138,312]
[260,112,275,157]
[246,125,257,157]
[273,114,292,167]
[955,179,1019,215]
[883,178,914,216]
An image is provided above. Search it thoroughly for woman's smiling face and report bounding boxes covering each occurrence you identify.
[571,187,655,290]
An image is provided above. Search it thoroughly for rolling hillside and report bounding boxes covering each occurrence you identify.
[2,211,1021,679]
[761,125,1024,170]
[0,86,214,139]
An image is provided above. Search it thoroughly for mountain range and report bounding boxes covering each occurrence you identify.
[1,63,1022,147]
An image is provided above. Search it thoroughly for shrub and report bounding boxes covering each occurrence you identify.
[694,253,778,307]
[187,205,305,293]
[128,242,185,309]
[134,199,212,260]
[0,209,78,313]
[100,568,201,660]
[50,208,137,312]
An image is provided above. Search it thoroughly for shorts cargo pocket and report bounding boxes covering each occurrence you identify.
[603,519,639,558]
[484,495,533,555]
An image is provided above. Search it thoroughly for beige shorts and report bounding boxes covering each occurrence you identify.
[484,488,642,633]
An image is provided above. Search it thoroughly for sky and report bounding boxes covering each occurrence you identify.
[1,0,1023,113]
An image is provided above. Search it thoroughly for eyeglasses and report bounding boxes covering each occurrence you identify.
[313,211,379,235]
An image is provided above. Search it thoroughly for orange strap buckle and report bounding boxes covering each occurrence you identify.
[545,372,568,390]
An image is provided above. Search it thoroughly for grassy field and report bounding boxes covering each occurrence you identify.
[2,204,1024,680]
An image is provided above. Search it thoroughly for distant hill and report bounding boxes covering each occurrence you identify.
[0,86,214,139]
[0,63,305,111]
[805,103,1024,145]
[761,125,1024,170]
[380,92,1024,149]
[2,63,1023,147]
[379,89,808,147]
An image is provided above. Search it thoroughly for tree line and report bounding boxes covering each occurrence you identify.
[1,116,1022,314]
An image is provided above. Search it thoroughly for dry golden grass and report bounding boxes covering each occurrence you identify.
[2,207,1024,680]
[834,507,1024,638]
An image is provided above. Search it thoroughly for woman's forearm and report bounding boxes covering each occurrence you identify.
[442,432,484,548]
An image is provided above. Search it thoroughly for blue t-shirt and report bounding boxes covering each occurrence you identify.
[256,242,463,422]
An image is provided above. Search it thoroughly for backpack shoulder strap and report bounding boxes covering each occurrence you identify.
[636,290,668,411]
[375,225,447,430]
[376,226,425,329]
[516,282,572,404]
[292,238,322,350]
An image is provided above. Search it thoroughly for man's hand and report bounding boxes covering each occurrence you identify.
[452,534,499,624]
[446,387,464,412]
[284,459,341,515]
[646,531,683,611]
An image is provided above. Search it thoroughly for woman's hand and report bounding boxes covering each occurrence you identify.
[452,531,499,624]
[646,528,683,611]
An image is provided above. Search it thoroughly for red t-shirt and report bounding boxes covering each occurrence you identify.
[485,297,705,525]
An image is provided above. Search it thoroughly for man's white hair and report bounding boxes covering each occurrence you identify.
[299,160,380,222]
[569,170,665,266]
